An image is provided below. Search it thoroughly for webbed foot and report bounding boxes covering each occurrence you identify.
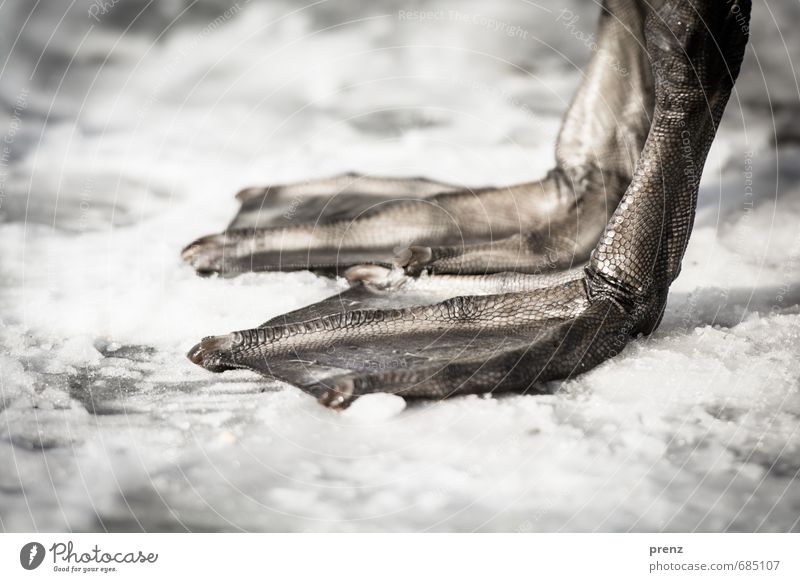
[186,0,751,409]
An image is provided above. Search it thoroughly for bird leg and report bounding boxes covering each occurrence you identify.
[187,0,750,409]
[181,0,653,277]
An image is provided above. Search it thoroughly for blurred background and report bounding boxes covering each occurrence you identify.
[1,0,799,532]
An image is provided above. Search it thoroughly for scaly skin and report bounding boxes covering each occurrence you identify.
[187,0,751,409]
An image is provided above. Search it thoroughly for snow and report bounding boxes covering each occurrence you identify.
[1,0,799,532]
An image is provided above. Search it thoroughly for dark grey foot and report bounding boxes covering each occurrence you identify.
[184,277,627,409]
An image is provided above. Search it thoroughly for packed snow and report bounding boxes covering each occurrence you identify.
[0,0,799,532]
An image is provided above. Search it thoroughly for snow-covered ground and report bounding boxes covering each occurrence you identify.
[1,0,799,532]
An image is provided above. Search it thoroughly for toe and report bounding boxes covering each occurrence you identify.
[187,334,236,372]
[181,234,229,274]
[393,245,433,274]
[317,378,357,410]
[181,233,225,259]
[344,264,391,284]
[344,264,407,288]
[235,186,269,202]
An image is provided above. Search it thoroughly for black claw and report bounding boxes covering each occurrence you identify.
[394,245,433,274]
[317,379,357,410]
[187,335,235,373]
